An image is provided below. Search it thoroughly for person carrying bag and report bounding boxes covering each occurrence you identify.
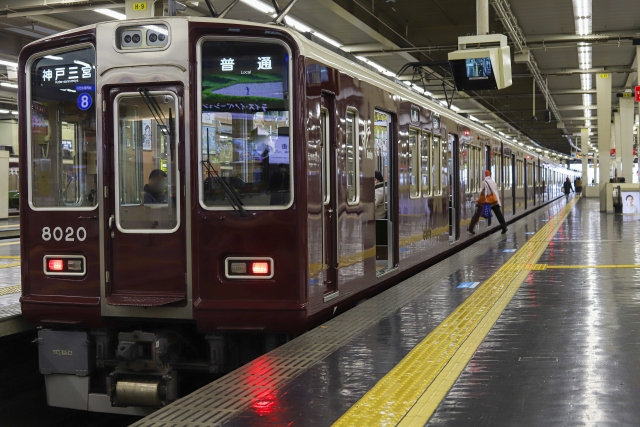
[467,170,508,235]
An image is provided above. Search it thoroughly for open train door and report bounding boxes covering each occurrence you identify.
[448,133,460,242]
[102,85,189,317]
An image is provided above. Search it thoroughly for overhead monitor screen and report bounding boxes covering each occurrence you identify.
[465,58,493,80]
[449,56,498,91]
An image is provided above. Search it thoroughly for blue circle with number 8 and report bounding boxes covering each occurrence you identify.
[77,93,92,111]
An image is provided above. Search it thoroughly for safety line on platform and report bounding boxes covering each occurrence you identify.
[535,264,640,270]
[0,285,21,296]
[331,198,577,427]
[0,241,19,247]
[0,262,20,269]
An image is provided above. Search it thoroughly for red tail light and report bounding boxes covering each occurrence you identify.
[251,262,270,275]
[48,259,64,271]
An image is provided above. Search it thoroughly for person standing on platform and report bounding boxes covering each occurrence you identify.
[468,170,508,235]
[563,177,574,202]
[575,177,583,195]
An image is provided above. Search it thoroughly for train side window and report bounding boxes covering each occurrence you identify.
[409,128,420,198]
[421,132,431,196]
[345,109,360,205]
[432,135,442,195]
[321,108,330,205]
[28,46,98,210]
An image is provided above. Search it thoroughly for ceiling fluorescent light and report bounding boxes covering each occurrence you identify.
[0,109,9,114]
[144,25,169,35]
[0,82,17,88]
[450,105,460,112]
[94,8,126,20]
[44,55,63,60]
[313,31,342,48]
[485,124,495,130]
[11,111,17,115]
[239,0,275,14]
[498,131,505,136]
[0,60,17,68]
[284,16,311,33]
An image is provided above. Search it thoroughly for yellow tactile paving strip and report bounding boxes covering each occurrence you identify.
[0,256,20,270]
[535,264,640,270]
[332,197,578,427]
[0,285,20,297]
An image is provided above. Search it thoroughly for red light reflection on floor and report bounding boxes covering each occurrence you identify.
[251,392,277,417]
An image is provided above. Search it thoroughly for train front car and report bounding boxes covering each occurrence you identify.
[19,17,305,414]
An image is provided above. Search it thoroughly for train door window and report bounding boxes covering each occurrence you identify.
[28,46,98,209]
[462,143,469,193]
[421,132,431,196]
[115,92,179,232]
[432,135,442,195]
[504,155,511,189]
[321,108,330,204]
[345,109,360,205]
[409,128,420,198]
[474,146,481,192]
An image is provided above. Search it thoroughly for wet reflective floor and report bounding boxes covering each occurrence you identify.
[171,199,584,427]
[428,198,640,427]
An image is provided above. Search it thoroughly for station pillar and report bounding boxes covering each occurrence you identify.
[613,111,621,177]
[596,73,612,211]
[619,97,634,182]
[581,128,588,188]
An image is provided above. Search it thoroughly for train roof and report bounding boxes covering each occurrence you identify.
[23,16,573,170]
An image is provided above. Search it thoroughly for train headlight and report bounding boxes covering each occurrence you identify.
[225,257,274,280]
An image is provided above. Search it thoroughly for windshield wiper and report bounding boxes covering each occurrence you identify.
[202,159,248,218]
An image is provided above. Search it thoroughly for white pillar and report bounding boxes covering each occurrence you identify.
[477,0,489,35]
[614,111,621,176]
[597,73,612,211]
[581,128,589,187]
[620,97,634,182]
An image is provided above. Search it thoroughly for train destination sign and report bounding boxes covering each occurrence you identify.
[200,40,289,113]
[37,63,93,87]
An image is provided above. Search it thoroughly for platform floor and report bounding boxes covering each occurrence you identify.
[0,238,28,337]
[139,195,640,427]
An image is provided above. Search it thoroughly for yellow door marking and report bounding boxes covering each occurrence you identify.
[0,284,20,296]
[331,198,578,427]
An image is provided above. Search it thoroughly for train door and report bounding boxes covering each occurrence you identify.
[103,86,188,312]
[448,133,460,242]
[374,109,397,274]
[320,94,338,299]
[511,154,516,214]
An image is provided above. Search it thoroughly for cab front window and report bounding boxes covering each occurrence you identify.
[199,39,291,209]
[28,46,97,209]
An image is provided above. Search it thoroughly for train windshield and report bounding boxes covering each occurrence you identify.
[28,46,97,209]
[199,39,291,209]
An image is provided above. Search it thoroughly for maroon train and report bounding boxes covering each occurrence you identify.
[18,16,576,413]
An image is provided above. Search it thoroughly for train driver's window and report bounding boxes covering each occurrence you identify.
[28,46,97,209]
[115,92,179,232]
[408,128,420,198]
[199,39,292,209]
[345,109,360,205]
[420,133,431,196]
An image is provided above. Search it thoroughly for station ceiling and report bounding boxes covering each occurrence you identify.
[0,0,637,155]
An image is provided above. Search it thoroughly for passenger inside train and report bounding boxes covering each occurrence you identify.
[143,169,168,204]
